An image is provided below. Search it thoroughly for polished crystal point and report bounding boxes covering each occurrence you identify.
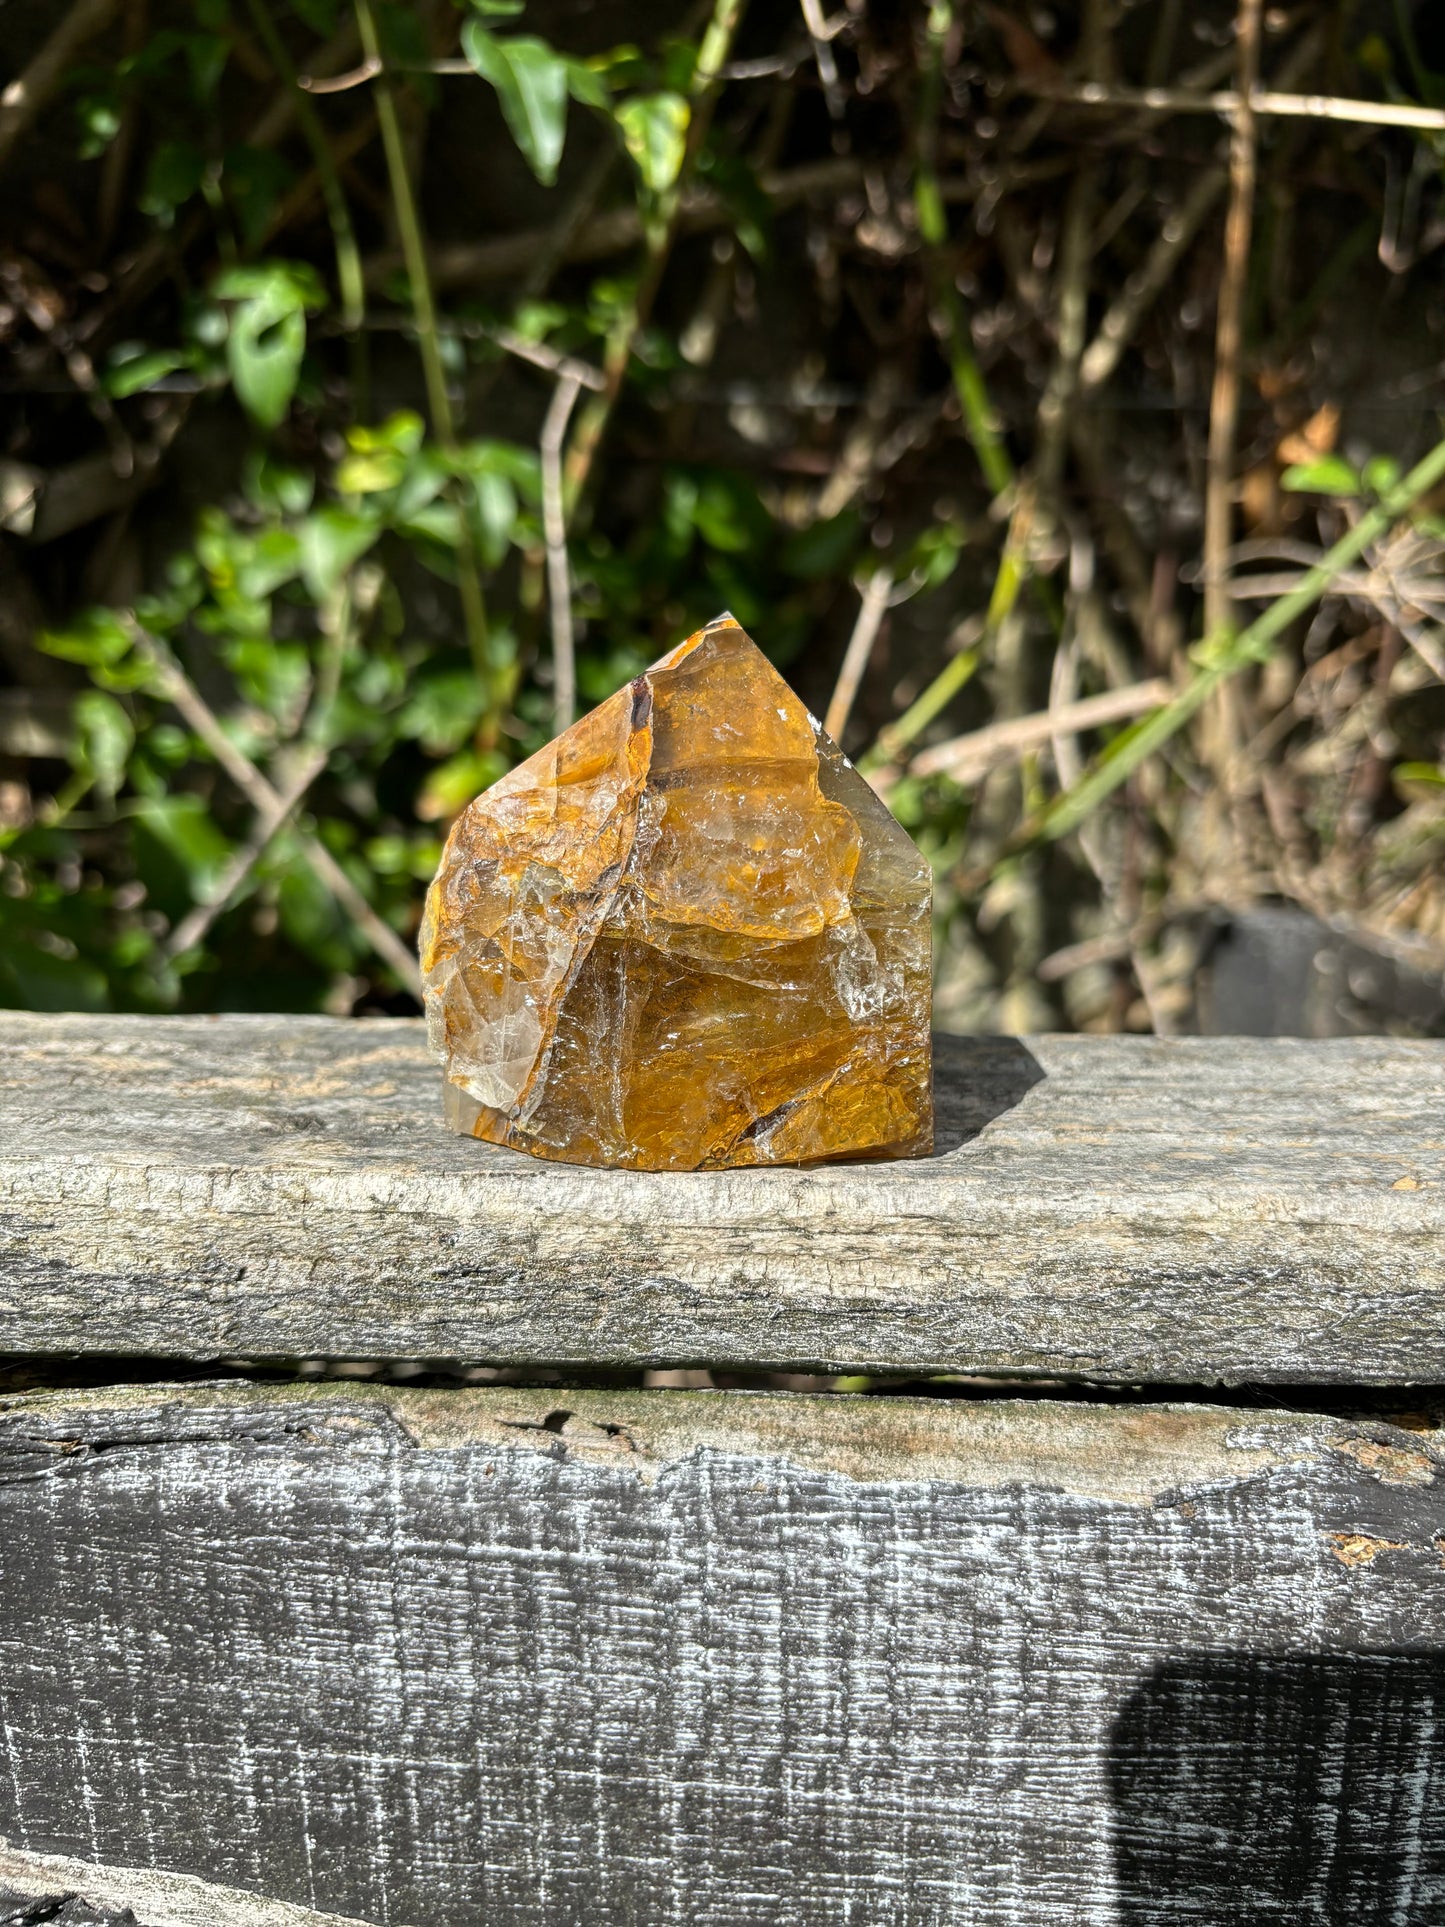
[419,614,932,1169]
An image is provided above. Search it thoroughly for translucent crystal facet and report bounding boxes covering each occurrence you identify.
[419,615,933,1169]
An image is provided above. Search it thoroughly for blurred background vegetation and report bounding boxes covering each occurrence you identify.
[2,0,1444,1036]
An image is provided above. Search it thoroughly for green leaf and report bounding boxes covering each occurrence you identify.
[347,410,426,458]
[130,794,233,910]
[449,437,542,498]
[1362,455,1403,497]
[336,450,408,494]
[237,527,304,598]
[470,470,517,566]
[139,140,205,225]
[298,506,381,598]
[565,58,610,108]
[213,261,326,430]
[416,748,509,822]
[1280,455,1361,497]
[1394,761,1445,791]
[40,609,133,669]
[0,938,109,1014]
[222,144,295,249]
[659,39,698,92]
[468,0,524,14]
[242,453,315,517]
[461,25,570,185]
[337,411,426,493]
[399,670,491,754]
[104,346,190,398]
[615,91,689,195]
[72,692,134,801]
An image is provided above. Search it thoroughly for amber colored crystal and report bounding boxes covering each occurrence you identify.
[419,615,932,1170]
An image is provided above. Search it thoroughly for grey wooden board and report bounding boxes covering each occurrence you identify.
[0,1381,1442,1925]
[1,1013,1443,1382]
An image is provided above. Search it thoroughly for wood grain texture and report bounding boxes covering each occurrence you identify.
[0,1382,1442,1925]
[0,1013,1442,1381]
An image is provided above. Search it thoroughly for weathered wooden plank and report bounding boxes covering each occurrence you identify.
[0,1381,1441,1925]
[0,1012,1442,1381]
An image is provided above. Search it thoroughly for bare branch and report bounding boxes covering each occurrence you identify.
[1204,0,1264,641]
[1033,79,1445,134]
[905,681,1175,785]
[823,570,894,745]
[127,624,422,998]
[298,54,380,92]
[164,746,331,960]
[540,372,586,735]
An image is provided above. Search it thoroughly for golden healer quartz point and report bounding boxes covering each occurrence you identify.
[418,615,933,1171]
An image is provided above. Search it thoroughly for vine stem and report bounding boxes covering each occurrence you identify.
[248,0,365,337]
[562,0,747,509]
[1036,435,1445,843]
[353,0,491,686]
[916,0,1012,500]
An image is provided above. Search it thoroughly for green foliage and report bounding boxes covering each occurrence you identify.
[212,262,327,429]
[617,92,690,195]
[461,19,572,185]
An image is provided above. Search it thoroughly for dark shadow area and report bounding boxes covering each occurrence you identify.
[930,1034,1047,1155]
[1193,906,1445,1038]
[1112,1652,1445,1924]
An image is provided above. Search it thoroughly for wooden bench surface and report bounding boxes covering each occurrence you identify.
[1,1012,1442,1380]
[0,1378,1440,1925]
[0,1009,1441,1387]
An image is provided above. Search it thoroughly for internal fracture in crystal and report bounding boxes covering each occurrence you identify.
[419,615,932,1169]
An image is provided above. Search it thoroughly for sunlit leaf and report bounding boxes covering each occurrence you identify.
[461,24,570,185]
[299,507,382,599]
[73,692,134,801]
[336,450,408,493]
[416,747,509,821]
[616,91,689,195]
[1280,455,1360,497]
[104,347,191,398]
[213,261,326,430]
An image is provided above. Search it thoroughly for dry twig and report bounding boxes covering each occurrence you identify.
[1203,0,1264,643]
[127,625,422,997]
[540,372,586,735]
[163,745,331,960]
[904,680,1174,785]
[823,570,894,744]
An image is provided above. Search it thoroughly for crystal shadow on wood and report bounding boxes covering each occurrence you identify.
[1111,1653,1445,1924]
[929,1035,1045,1156]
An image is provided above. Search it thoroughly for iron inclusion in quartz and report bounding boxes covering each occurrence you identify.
[419,614,933,1170]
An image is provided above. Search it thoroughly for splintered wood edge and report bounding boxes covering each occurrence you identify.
[0,1837,391,1927]
[2,1381,1437,1508]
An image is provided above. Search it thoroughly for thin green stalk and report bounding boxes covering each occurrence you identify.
[858,493,1035,775]
[917,0,1012,499]
[861,649,979,775]
[248,0,365,338]
[353,0,491,681]
[1038,434,1445,842]
[563,0,746,508]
